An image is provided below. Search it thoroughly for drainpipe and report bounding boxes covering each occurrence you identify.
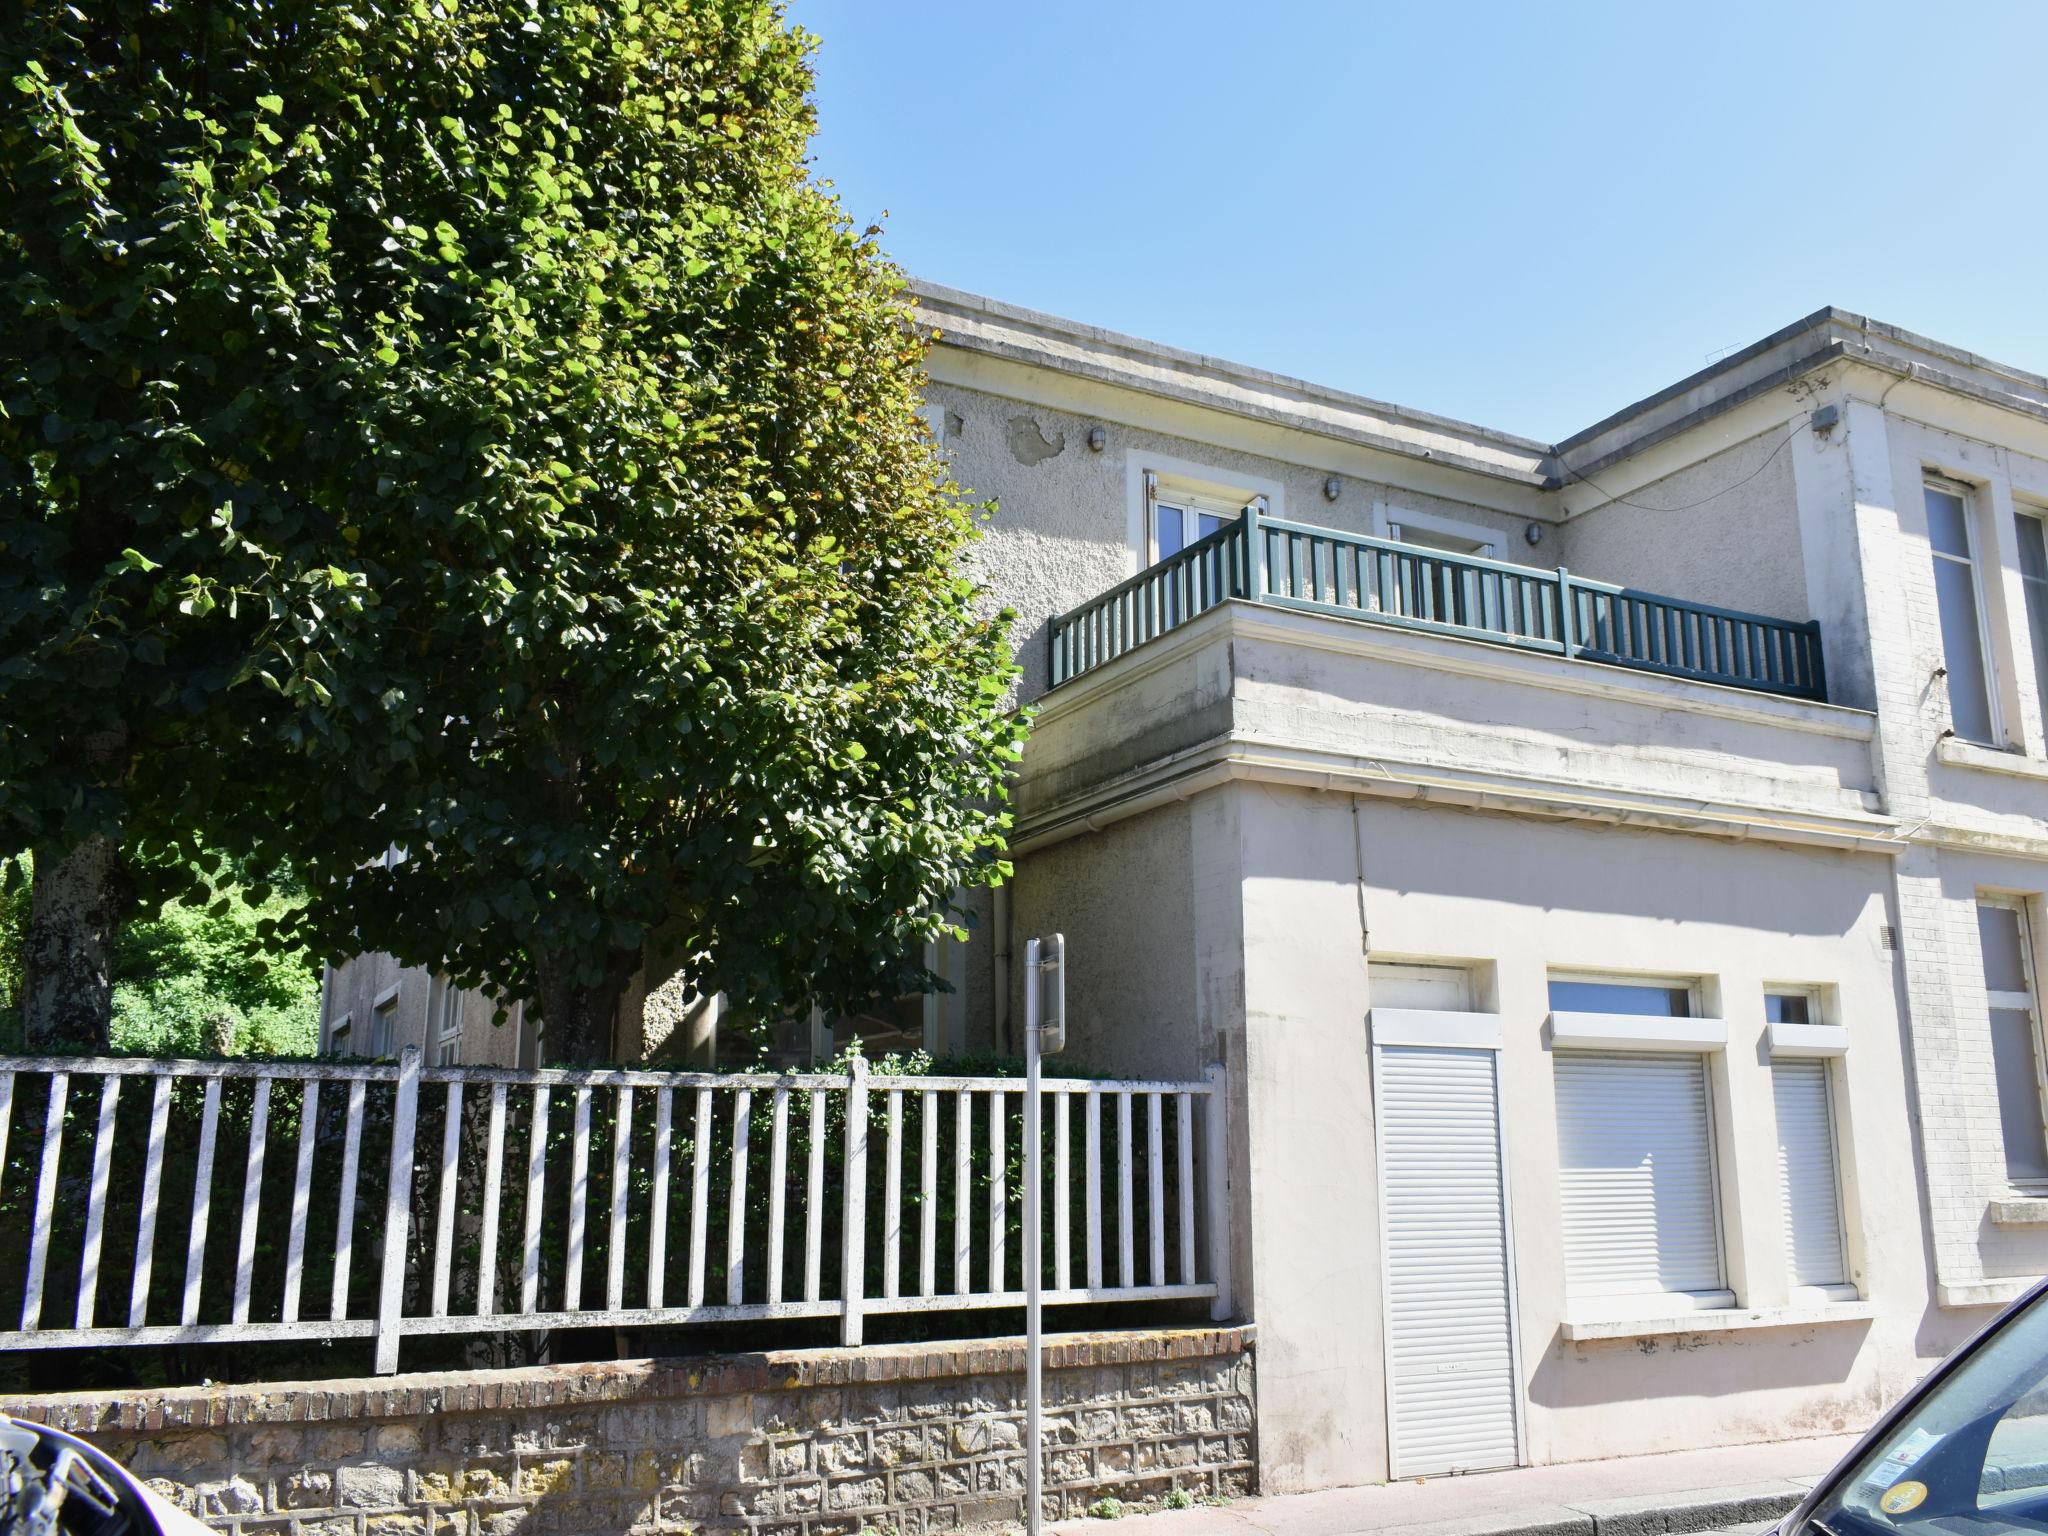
[993,885,1013,1055]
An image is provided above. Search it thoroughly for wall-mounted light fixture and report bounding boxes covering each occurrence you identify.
[1524,522,1545,547]
[1323,475,1343,502]
[1086,426,1107,452]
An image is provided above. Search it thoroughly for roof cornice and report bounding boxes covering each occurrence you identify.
[910,279,2048,490]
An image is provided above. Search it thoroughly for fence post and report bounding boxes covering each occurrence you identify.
[840,1055,870,1346]
[1242,499,1264,603]
[1202,1063,1233,1322]
[1556,566,1578,659]
[374,1047,421,1375]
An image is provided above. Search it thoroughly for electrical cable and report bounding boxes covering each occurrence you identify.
[1555,411,1814,514]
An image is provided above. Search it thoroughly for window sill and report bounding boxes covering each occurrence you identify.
[1936,736,2048,780]
[1991,1198,2048,1226]
[1561,1300,1877,1342]
[1938,1276,2040,1309]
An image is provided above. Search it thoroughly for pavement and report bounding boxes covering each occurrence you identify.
[1047,1433,1865,1536]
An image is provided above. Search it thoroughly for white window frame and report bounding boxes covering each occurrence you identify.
[2013,502,2048,748]
[1371,500,1504,560]
[1547,971,1732,1319]
[1982,894,2048,1192]
[370,982,401,1061]
[1926,473,2006,746]
[433,978,463,1066]
[328,1011,354,1058]
[1124,454,1284,576]
[1763,986,1856,1301]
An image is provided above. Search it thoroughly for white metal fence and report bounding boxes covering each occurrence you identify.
[0,1050,1231,1373]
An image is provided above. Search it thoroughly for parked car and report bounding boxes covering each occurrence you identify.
[0,1418,209,1536]
[1776,1278,2048,1536]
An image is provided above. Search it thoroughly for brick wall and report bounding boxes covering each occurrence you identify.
[2,1327,1255,1536]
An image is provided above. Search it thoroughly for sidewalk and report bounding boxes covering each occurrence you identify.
[1049,1434,1864,1536]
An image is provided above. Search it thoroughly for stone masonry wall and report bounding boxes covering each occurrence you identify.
[2,1327,1255,1536]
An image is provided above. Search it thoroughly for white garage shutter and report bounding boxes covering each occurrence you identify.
[1772,1060,1846,1290]
[1554,1053,1722,1300]
[1379,1044,1519,1477]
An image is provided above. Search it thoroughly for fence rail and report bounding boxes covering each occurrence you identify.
[1048,506,1826,701]
[0,1051,1230,1374]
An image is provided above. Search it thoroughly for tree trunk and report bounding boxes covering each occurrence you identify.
[23,832,127,1052]
[529,945,640,1065]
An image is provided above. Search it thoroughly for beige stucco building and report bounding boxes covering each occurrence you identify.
[323,287,2048,1494]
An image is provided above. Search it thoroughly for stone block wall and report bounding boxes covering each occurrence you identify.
[2,1326,1255,1536]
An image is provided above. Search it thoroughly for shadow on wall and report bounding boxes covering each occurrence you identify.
[1525,1320,1882,1433]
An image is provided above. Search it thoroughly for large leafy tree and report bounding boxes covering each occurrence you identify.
[5,1,1021,1062]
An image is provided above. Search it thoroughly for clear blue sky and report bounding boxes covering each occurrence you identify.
[787,1,2048,444]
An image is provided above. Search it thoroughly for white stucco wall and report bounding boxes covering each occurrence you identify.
[927,377,1540,706]
[1349,798,1945,1464]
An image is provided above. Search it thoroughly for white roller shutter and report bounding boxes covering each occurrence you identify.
[1378,1044,1519,1478]
[1772,1060,1846,1290]
[1554,1053,1722,1300]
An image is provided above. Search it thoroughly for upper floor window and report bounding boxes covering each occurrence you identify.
[1387,519,1498,560]
[433,978,462,1066]
[1926,477,2000,745]
[1145,470,1260,563]
[2014,506,2048,736]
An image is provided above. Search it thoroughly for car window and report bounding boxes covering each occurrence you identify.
[1809,1290,2048,1536]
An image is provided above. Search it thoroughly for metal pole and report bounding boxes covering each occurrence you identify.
[1024,936,1044,1536]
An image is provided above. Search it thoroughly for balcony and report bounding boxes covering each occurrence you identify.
[1047,511,1827,703]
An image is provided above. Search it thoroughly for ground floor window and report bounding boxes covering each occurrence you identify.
[1771,1054,1848,1292]
[1980,898,2048,1185]
[1553,1051,1724,1305]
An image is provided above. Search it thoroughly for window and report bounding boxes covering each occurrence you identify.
[1766,990,1848,1294]
[1549,976,1724,1310]
[369,990,399,1060]
[329,1013,353,1058]
[1981,899,2048,1184]
[1146,473,1257,564]
[1764,991,1812,1025]
[433,979,462,1066]
[1371,961,1478,1011]
[1927,478,1999,744]
[1548,978,1691,1017]
[2015,507,2048,737]
[1387,520,1498,560]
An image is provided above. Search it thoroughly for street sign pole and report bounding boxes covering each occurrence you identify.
[1023,933,1064,1536]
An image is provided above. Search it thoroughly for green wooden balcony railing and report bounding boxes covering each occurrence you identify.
[1047,506,1827,702]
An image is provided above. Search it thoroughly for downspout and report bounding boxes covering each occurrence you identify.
[993,885,1012,1055]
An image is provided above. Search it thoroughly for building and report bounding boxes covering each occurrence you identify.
[322,287,2048,1493]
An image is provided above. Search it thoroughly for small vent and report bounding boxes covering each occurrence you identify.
[1881,926,1899,951]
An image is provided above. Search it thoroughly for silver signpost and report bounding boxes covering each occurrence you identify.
[1024,933,1065,1536]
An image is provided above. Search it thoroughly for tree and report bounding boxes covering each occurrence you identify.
[2,4,375,1049]
[8,1,1022,1064]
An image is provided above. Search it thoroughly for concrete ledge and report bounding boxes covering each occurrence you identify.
[1562,1302,1877,1342]
[1,1324,1257,1436]
[1768,1022,1851,1058]
[1940,1276,2039,1308]
[1991,1199,2048,1227]
[1936,736,2048,781]
[1547,1013,1729,1053]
